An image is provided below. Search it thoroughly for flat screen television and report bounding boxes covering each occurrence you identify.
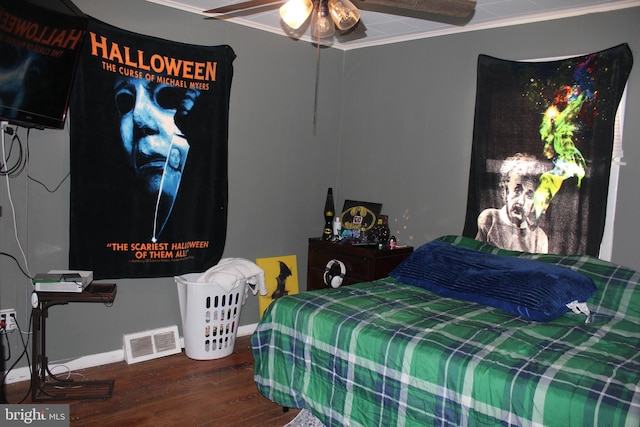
[0,0,87,129]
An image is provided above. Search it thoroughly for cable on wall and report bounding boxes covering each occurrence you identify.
[1,121,33,280]
[1,314,33,404]
[0,125,28,178]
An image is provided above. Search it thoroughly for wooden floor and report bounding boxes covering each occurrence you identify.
[4,335,301,426]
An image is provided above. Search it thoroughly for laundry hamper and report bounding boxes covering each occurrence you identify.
[175,272,246,360]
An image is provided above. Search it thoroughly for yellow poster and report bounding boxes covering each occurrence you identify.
[256,255,299,319]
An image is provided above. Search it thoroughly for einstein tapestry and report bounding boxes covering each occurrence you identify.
[463,43,633,256]
[69,18,235,279]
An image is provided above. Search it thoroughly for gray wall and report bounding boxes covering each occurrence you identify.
[338,8,640,269]
[0,0,344,364]
[1,0,638,369]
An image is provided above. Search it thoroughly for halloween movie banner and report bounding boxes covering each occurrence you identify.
[463,44,633,256]
[69,18,235,279]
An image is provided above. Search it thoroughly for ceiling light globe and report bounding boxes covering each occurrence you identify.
[280,0,314,30]
[311,0,335,38]
[328,0,360,30]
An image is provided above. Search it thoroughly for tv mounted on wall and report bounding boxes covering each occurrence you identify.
[0,0,87,129]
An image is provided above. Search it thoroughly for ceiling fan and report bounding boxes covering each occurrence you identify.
[204,0,477,40]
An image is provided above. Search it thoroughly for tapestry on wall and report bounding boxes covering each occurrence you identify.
[69,18,235,279]
[462,43,633,256]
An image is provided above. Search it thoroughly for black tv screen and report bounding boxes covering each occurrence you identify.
[0,1,87,129]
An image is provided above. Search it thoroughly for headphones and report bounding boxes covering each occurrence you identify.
[324,259,346,288]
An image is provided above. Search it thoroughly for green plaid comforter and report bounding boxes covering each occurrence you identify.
[252,236,640,426]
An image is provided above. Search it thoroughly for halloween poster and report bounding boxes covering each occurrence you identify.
[69,17,235,279]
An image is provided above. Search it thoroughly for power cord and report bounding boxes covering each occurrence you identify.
[28,172,70,193]
[1,122,33,279]
[0,125,28,177]
[1,312,33,404]
[1,325,9,360]
[0,251,33,281]
[1,123,71,282]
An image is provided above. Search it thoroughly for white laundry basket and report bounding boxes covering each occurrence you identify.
[175,273,246,360]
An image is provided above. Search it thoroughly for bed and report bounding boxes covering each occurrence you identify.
[251,235,640,426]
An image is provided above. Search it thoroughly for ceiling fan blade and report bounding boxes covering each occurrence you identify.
[355,0,476,18]
[204,0,283,14]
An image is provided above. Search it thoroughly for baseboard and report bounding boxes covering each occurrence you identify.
[4,323,258,385]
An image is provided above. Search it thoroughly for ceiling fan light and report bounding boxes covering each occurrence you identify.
[311,0,335,38]
[280,0,314,30]
[328,0,360,31]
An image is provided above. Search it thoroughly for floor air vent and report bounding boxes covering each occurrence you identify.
[123,325,181,364]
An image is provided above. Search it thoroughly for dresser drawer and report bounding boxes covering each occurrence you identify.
[306,238,413,291]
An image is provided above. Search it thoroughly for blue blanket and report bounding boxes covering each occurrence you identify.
[390,240,596,321]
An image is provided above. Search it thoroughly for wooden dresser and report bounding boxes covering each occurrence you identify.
[307,238,413,291]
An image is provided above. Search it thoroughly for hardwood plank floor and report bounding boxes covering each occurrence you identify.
[4,335,301,426]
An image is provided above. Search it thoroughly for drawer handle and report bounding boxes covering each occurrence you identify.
[324,259,346,288]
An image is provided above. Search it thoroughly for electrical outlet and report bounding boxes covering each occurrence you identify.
[1,308,17,332]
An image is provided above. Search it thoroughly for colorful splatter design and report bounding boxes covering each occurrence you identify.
[533,55,597,218]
